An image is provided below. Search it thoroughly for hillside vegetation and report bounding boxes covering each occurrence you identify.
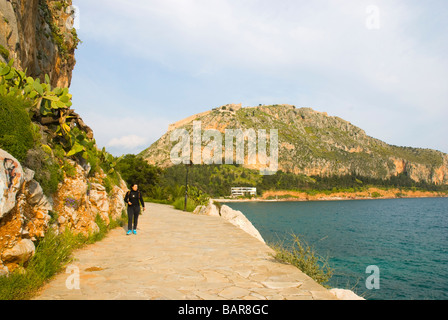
[138,104,447,199]
[141,104,448,186]
[0,60,121,196]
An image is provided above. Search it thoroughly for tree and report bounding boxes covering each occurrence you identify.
[115,154,161,195]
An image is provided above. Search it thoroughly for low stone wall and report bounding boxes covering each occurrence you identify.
[194,199,265,243]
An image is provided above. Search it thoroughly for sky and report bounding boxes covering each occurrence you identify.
[69,0,448,157]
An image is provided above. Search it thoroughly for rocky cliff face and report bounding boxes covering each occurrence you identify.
[0,1,127,276]
[0,0,78,88]
[140,104,448,185]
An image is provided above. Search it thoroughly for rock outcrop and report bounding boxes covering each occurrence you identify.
[0,0,78,88]
[1,239,35,266]
[0,149,24,219]
[329,288,365,300]
[52,160,126,237]
[0,149,127,276]
[0,1,128,277]
[194,200,265,244]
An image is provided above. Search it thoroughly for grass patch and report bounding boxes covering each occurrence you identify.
[143,197,172,205]
[0,229,81,300]
[0,214,126,300]
[172,197,198,212]
[371,191,382,198]
[0,96,34,162]
[268,234,333,286]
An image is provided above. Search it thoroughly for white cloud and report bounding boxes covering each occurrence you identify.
[77,0,448,85]
[73,0,448,153]
[108,135,148,149]
[75,111,171,156]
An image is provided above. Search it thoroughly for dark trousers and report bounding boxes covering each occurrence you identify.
[127,205,141,231]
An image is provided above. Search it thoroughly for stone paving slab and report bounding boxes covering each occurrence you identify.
[34,203,337,300]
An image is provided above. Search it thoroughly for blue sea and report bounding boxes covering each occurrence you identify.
[225,198,448,300]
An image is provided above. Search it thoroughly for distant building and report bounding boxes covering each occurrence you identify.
[231,187,257,197]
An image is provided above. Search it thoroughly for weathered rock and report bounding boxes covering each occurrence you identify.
[88,182,110,225]
[329,288,365,300]
[109,185,126,220]
[21,178,52,239]
[0,0,77,88]
[53,160,92,235]
[0,150,126,268]
[52,161,127,236]
[26,179,52,211]
[88,221,100,235]
[0,150,52,265]
[219,205,265,244]
[1,239,35,264]
[0,261,8,277]
[195,201,265,243]
[194,199,220,217]
[23,168,35,183]
[57,215,66,225]
[0,150,24,219]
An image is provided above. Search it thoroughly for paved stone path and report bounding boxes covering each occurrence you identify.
[35,203,337,300]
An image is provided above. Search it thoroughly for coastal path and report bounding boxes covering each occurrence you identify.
[35,203,337,300]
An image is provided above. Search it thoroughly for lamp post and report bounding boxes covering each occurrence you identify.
[184,160,193,211]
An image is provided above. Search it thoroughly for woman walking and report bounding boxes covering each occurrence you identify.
[124,184,145,235]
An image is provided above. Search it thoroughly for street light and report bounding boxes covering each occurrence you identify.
[184,160,193,211]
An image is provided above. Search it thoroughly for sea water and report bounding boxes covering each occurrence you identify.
[226,198,448,300]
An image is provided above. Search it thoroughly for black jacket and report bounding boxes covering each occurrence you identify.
[124,190,145,208]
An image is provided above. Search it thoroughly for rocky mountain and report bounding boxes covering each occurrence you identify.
[140,103,448,185]
[0,0,126,276]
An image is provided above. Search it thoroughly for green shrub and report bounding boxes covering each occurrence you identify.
[269,234,333,286]
[23,147,62,196]
[38,161,63,196]
[103,175,113,194]
[0,228,78,300]
[86,214,109,244]
[86,148,100,176]
[109,211,127,230]
[0,45,9,61]
[53,144,66,160]
[115,154,161,195]
[0,96,34,162]
[172,197,197,212]
[62,159,77,178]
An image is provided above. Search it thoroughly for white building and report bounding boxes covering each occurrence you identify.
[231,187,257,197]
